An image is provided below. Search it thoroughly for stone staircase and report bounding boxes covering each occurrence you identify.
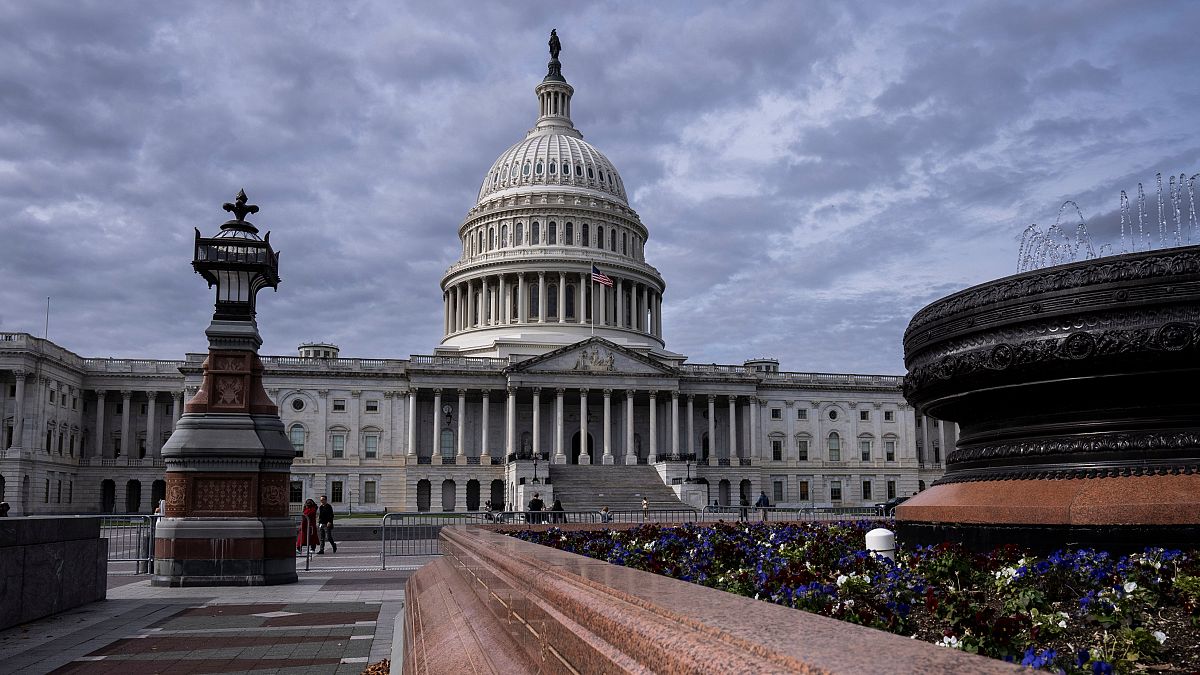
[547,464,686,512]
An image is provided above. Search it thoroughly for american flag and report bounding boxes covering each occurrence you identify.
[591,264,613,287]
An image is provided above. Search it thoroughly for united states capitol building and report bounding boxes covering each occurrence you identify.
[0,37,951,516]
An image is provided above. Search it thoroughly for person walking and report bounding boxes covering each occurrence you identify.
[641,497,649,522]
[739,495,750,522]
[550,498,565,524]
[527,492,545,524]
[317,495,337,554]
[754,490,771,522]
[297,499,319,553]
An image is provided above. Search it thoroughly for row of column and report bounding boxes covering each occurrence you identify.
[443,271,662,338]
[89,389,184,460]
[408,387,758,462]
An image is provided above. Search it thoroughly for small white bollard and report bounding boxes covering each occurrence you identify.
[865,528,895,560]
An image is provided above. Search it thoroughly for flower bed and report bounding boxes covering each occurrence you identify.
[509,521,1200,673]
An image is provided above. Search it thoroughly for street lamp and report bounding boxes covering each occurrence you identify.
[532,456,541,485]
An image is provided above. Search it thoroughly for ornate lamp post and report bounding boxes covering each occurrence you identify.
[153,190,296,586]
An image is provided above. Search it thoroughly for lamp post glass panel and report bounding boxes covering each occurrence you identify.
[193,189,280,321]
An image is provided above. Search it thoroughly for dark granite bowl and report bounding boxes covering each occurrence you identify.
[899,244,1200,551]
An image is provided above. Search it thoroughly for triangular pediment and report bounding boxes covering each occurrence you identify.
[507,338,678,375]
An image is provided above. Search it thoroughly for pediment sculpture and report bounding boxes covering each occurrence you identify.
[573,347,615,372]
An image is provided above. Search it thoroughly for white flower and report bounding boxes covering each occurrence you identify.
[1153,630,1167,645]
[1123,581,1138,593]
[939,635,961,649]
[837,574,849,587]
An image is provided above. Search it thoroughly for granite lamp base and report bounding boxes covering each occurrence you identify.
[152,517,297,587]
[895,473,1200,553]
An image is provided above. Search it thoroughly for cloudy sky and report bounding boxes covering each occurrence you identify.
[2,1,1198,374]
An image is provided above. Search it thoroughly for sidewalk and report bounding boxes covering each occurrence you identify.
[0,548,431,674]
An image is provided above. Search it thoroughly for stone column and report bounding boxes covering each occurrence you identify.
[499,275,508,324]
[518,274,527,323]
[554,389,565,463]
[8,371,25,450]
[641,286,649,333]
[624,391,636,464]
[383,390,396,457]
[785,400,796,461]
[601,389,613,464]
[656,293,663,337]
[173,391,183,426]
[671,391,680,459]
[686,394,694,457]
[532,388,542,458]
[406,389,417,456]
[538,272,547,323]
[456,390,466,458]
[454,284,463,331]
[649,391,658,461]
[120,390,132,459]
[432,389,443,460]
[616,278,624,327]
[749,397,760,463]
[92,389,104,456]
[707,394,716,462]
[467,280,477,328]
[481,390,491,459]
[558,272,566,323]
[146,391,159,461]
[579,389,589,464]
[505,387,517,457]
[578,273,587,324]
[728,395,738,461]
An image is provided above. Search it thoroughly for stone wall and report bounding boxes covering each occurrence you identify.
[0,516,107,630]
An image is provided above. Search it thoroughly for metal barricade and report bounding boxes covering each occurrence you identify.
[380,512,490,568]
[701,505,883,522]
[606,509,699,524]
[100,515,156,573]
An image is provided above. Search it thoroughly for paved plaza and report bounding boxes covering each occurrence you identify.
[0,542,427,674]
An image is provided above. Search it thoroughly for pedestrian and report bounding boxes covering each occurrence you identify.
[641,497,649,521]
[527,492,545,524]
[297,499,319,553]
[550,498,565,524]
[317,495,337,554]
[599,505,613,523]
[754,490,770,522]
[739,495,750,522]
[0,501,9,517]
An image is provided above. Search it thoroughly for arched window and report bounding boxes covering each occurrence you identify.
[531,221,540,244]
[610,229,617,251]
[548,162,556,175]
[827,431,841,462]
[565,284,576,318]
[565,222,574,245]
[575,164,583,177]
[529,284,540,318]
[489,227,495,250]
[510,164,518,178]
[536,161,544,174]
[500,224,507,247]
[596,226,604,249]
[621,232,627,254]
[561,162,569,175]
[548,221,557,244]
[289,424,306,457]
[522,162,530,176]
[440,429,454,459]
[516,222,524,245]
[548,283,558,318]
[587,166,594,179]
[582,224,589,247]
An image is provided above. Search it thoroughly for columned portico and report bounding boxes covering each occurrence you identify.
[601,389,613,464]
[119,390,132,459]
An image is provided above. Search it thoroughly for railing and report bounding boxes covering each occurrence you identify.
[0,332,87,368]
[381,512,492,565]
[701,505,882,522]
[101,515,157,573]
[81,358,187,374]
[260,355,408,372]
[442,247,660,278]
[490,509,700,525]
[408,355,510,370]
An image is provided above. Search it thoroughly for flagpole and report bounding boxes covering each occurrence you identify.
[590,263,596,336]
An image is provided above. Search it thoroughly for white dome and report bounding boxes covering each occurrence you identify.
[477,133,628,204]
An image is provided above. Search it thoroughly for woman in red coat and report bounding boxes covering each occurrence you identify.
[297,499,319,553]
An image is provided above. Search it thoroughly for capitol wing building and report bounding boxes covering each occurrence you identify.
[0,40,951,516]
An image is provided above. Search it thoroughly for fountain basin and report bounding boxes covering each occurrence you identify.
[899,245,1200,551]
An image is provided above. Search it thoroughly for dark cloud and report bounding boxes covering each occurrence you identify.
[1,1,1198,376]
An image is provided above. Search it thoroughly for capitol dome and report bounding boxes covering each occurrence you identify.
[437,33,674,362]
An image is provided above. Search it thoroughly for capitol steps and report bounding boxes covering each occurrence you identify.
[546,464,686,512]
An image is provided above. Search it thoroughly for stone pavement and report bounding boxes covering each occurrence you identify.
[0,544,433,674]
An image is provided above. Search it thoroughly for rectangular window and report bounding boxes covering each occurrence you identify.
[331,481,344,503]
[770,408,781,420]
[364,480,377,504]
[290,426,305,457]
[365,400,380,413]
[862,480,872,501]
[364,435,378,459]
[828,436,840,462]
[932,419,939,428]
[797,439,808,461]
[887,480,896,500]
[859,409,870,422]
[72,396,78,410]
[289,481,303,503]
[139,438,146,458]
[140,403,147,415]
[57,480,62,503]
[772,479,785,503]
[884,410,895,422]
[49,390,56,403]
[797,480,810,501]
[860,440,871,461]
[332,399,347,412]
[116,402,123,415]
[771,440,782,461]
[830,480,843,502]
[7,385,13,397]
[797,408,807,420]
[885,440,896,462]
[331,433,346,458]
[114,437,121,457]
[68,481,72,503]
